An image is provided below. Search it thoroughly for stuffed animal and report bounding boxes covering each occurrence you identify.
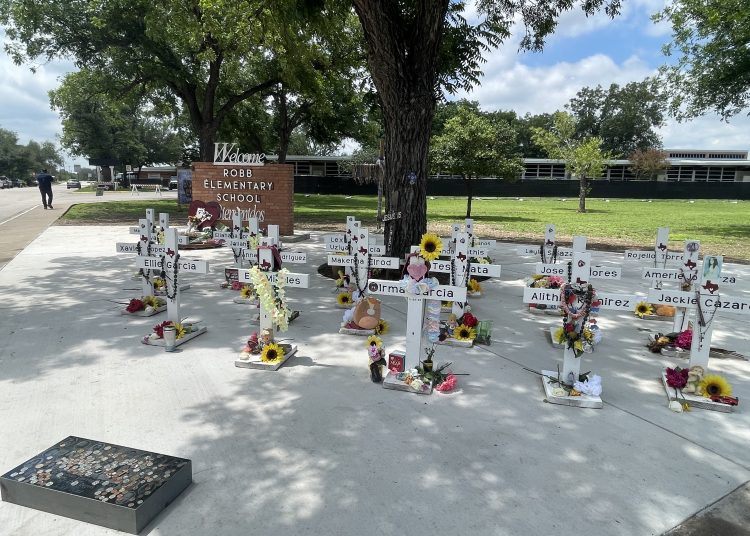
[684,365,705,394]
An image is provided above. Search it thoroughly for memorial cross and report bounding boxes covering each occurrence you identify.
[136,229,210,324]
[235,239,312,367]
[367,275,468,371]
[136,228,210,347]
[327,227,399,300]
[425,232,500,319]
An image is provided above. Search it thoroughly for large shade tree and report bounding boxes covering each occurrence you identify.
[351,0,622,256]
[49,69,184,170]
[0,0,351,161]
[566,79,666,157]
[656,0,750,120]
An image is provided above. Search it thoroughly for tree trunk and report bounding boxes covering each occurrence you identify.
[578,175,588,213]
[353,0,449,258]
[465,175,473,218]
[275,88,290,164]
[198,123,219,162]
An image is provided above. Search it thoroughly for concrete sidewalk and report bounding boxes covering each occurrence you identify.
[0,225,749,536]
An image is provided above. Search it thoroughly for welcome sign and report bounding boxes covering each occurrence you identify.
[191,143,294,234]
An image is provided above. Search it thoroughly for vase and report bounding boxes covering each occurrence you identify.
[561,346,581,386]
[163,326,177,352]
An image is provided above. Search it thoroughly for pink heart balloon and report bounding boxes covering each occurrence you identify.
[407,260,429,281]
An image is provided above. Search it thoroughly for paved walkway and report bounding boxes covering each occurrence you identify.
[0,214,748,535]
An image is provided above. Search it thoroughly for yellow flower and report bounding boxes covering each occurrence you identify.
[699,375,733,398]
[583,328,593,342]
[173,322,186,339]
[574,339,584,352]
[634,301,653,318]
[240,285,254,299]
[468,278,482,293]
[419,233,442,261]
[553,327,566,344]
[337,291,353,306]
[366,335,382,349]
[153,277,165,290]
[261,343,285,364]
[375,319,389,335]
[454,324,476,341]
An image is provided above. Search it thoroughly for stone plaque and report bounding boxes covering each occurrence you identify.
[1,436,192,534]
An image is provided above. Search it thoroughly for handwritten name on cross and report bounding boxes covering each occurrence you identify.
[516,224,578,263]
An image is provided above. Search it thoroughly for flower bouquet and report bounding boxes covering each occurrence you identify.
[123,295,166,317]
[647,329,692,356]
[438,305,480,347]
[231,282,259,306]
[661,365,738,412]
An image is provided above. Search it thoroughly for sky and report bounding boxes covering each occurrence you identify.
[1,0,749,166]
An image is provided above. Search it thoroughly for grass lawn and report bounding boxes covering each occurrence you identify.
[61,195,750,261]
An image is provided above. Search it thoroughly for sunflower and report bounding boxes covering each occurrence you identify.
[453,324,476,341]
[152,277,166,290]
[634,301,653,318]
[261,343,285,364]
[374,319,389,335]
[419,233,443,261]
[366,335,382,349]
[468,278,482,293]
[699,375,733,398]
[173,322,187,339]
[142,295,163,308]
[240,285,255,299]
[336,291,353,306]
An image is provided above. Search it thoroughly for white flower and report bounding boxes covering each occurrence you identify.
[573,375,602,396]
[668,401,684,413]
[551,387,567,397]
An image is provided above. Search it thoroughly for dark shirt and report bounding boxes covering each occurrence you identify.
[36,172,54,189]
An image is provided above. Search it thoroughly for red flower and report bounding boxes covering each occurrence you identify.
[231,280,243,291]
[665,367,689,389]
[153,320,174,338]
[564,323,575,332]
[126,298,145,313]
[462,312,478,327]
[675,330,692,350]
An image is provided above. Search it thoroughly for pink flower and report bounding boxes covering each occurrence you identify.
[436,374,457,392]
[548,276,563,288]
[675,330,693,350]
[665,367,689,389]
[564,323,575,332]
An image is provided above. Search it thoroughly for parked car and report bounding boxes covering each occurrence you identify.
[0,177,11,188]
[67,179,81,189]
[169,177,178,190]
[9,178,21,187]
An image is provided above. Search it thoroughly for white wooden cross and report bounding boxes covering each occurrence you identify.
[136,228,210,346]
[367,277,468,371]
[236,239,311,359]
[624,227,684,290]
[516,224,578,265]
[327,227,399,303]
[324,217,386,285]
[424,231,501,319]
[117,217,167,297]
[444,218,497,252]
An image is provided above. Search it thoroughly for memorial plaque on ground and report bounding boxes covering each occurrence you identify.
[1,436,192,534]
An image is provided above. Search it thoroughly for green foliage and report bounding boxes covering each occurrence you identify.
[0,127,63,179]
[49,69,184,167]
[531,112,610,180]
[656,0,750,120]
[566,79,666,157]
[430,101,523,180]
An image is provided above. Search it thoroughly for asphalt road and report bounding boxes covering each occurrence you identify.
[0,183,172,270]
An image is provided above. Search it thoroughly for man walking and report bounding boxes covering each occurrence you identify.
[36,169,54,209]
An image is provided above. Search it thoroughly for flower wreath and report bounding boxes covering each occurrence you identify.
[247,265,291,331]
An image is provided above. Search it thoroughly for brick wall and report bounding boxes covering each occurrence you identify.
[191,162,294,235]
